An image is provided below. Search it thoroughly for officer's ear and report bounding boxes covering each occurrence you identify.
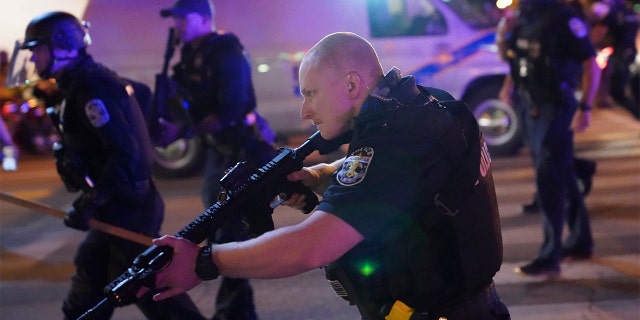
[346,72,361,96]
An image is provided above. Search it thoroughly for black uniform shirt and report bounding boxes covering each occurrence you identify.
[56,55,160,233]
[317,69,492,314]
[173,31,256,128]
[317,69,452,240]
[511,1,595,88]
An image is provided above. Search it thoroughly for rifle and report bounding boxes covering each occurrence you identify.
[148,27,183,144]
[77,130,352,319]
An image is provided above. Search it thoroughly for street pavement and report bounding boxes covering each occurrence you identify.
[0,106,639,319]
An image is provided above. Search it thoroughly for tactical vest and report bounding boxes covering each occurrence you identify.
[172,32,256,127]
[508,3,583,103]
[325,87,503,319]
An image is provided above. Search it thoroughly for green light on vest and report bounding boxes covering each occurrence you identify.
[357,260,379,277]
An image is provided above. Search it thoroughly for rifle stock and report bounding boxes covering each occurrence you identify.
[89,130,351,313]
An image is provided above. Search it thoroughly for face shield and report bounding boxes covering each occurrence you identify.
[4,40,63,113]
[5,40,40,89]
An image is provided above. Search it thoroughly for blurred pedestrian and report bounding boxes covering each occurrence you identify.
[497,0,598,215]
[590,0,639,118]
[498,0,601,277]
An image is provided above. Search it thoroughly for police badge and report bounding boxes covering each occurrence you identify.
[337,147,374,186]
[85,99,110,128]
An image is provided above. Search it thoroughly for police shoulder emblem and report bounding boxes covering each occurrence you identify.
[84,99,110,127]
[568,17,588,39]
[337,147,374,186]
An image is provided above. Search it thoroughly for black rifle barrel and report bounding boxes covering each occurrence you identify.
[133,130,348,264]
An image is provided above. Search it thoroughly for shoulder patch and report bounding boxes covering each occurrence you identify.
[337,147,374,186]
[568,17,588,39]
[84,99,110,127]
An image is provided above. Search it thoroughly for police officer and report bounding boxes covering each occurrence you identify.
[591,0,639,118]
[147,32,511,320]
[20,11,205,319]
[497,1,597,215]
[159,0,277,319]
[499,0,600,277]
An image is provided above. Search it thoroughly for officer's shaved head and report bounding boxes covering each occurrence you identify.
[302,32,383,86]
[297,32,384,139]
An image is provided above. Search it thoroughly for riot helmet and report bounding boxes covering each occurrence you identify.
[21,11,90,50]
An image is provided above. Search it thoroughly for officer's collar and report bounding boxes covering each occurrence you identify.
[358,67,421,116]
[57,54,93,88]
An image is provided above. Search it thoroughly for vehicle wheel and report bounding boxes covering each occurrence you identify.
[153,135,206,179]
[467,82,523,157]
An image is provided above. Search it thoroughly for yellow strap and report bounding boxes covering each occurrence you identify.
[384,300,414,320]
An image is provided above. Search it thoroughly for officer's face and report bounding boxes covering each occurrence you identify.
[29,44,78,79]
[299,60,355,140]
[28,44,51,78]
[172,13,210,43]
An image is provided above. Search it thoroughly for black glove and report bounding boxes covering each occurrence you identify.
[64,207,91,231]
[63,192,104,231]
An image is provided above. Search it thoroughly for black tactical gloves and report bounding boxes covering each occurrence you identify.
[64,206,91,231]
[64,190,106,231]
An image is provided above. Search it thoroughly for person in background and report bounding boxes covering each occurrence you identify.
[497,0,598,215]
[159,0,278,319]
[146,31,511,320]
[590,0,639,118]
[497,0,601,277]
[19,11,205,319]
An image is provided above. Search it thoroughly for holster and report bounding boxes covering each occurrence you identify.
[324,244,393,319]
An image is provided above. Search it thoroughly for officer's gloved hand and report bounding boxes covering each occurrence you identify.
[156,118,185,148]
[64,191,103,231]
[64,207,91,231]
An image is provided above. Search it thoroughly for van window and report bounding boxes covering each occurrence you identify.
[367,0,502,38]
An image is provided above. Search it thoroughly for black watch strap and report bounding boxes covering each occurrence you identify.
[195,246,219,280]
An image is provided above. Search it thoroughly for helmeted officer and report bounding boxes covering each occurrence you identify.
[20,11,205,319]
[501,0,600,277]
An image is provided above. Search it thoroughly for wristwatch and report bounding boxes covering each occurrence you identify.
[195,246,219,280]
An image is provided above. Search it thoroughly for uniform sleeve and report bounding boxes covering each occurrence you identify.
[558,10,596,62]
[318,140,452,239]
[75,78,148,194]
